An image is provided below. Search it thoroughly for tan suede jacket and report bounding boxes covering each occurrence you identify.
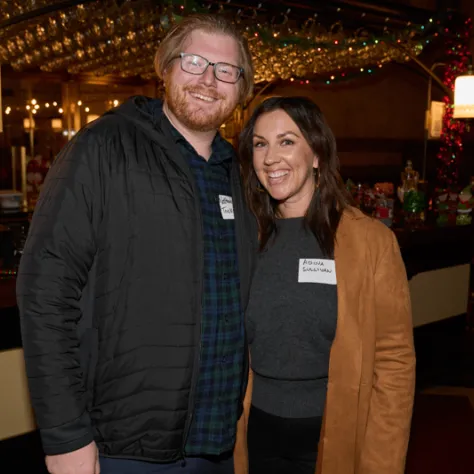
[234,207,416,474]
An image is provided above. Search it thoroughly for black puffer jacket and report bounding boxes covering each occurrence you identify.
[17,97,256,462]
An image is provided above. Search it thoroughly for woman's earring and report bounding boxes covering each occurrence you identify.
[313,167,320,189]
[256,181,266,193]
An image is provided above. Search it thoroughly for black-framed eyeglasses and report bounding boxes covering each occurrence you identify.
[176,52,243,84]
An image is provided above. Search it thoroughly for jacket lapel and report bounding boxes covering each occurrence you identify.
[316,210,365,473]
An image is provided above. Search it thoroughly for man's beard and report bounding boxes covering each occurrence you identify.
[165,81,236,132]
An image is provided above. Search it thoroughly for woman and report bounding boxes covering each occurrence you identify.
[235,96,415,474]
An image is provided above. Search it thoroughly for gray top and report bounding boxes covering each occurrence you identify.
[246,217,337,418]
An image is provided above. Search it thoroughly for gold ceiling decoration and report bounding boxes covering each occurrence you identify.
[0,0,438,83]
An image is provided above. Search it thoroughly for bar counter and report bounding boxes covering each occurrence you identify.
[395,223,471,327]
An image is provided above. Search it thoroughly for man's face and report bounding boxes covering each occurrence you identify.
[164,30,242,132]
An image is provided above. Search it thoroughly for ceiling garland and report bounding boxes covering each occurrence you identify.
[0,0,445,83]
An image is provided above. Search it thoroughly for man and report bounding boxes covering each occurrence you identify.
[17,13,255,474]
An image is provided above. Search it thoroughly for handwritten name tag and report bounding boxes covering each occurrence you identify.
[219,195,234,220]
[298,258,337,284]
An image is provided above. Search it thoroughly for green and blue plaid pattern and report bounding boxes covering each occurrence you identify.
[170,127,244,456]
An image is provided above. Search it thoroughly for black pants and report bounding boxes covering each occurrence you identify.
[99,453,234,474]
[247,405,321,474]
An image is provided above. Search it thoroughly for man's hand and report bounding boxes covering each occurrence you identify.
[45,441,99,474]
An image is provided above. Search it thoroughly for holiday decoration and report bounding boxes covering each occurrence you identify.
[435,188,459,226]
[26,154,51,209]
[436,17,472,188]
[0,0,443,84]
[456,184,474,225]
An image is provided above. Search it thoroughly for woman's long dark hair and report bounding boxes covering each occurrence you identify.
[239,96,352,257]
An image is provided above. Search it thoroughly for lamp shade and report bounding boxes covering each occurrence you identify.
[23,117,34,130]
[453,71,474,119]
[51,118,62,130]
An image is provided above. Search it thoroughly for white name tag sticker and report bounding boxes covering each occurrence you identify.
[298,258,337,284]
[219,195,234,220]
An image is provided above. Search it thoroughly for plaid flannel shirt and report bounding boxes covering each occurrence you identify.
[169,125,244,456]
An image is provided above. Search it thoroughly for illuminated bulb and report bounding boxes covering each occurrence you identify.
[85,107,90,112]
[34,104,40,109]
[26,105,31,110]
[5,107,11,114]
[453,67,474,119]
[58,107,63,113]
[77,100,82,106]
[31,99,37,105]
[113,100,119,106]
[32,109,37,114]
[53,101,58,106]
[45,103,50,108]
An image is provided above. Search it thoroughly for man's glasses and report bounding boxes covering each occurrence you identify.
[176,53,243,84]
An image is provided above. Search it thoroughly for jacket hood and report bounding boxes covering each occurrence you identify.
[106,95,166,136]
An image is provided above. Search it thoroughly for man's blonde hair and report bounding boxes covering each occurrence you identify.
[154,14,254,104]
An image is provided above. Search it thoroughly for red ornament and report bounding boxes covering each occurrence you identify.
[436,17,472,189]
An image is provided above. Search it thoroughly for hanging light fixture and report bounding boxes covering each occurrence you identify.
[453,64,474,119]
[51,118,63,131]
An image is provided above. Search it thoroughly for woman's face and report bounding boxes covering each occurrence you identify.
[252,109,318,218]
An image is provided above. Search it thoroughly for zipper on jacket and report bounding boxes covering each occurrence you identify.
[180,177,204,458]
[145,109,204,459]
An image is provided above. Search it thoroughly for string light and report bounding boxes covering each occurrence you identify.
[0,0,443,83]
[3,98,99,122]
[280,67,382,87]
[0,269,17,280]
[436,17,472,188]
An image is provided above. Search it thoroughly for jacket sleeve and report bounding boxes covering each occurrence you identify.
[360,229,416,474]
[16,129,105,455]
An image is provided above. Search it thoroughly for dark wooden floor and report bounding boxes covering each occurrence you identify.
[405,314,474,474]
[1,314,473,473]
[406,393,474,474]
